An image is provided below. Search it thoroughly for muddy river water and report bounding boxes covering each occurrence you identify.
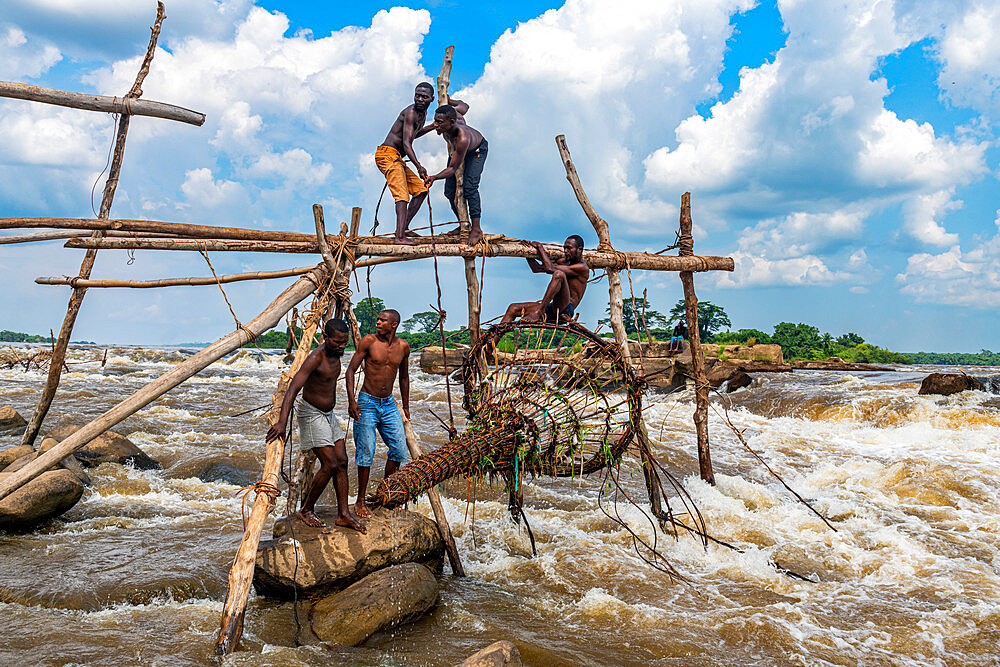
[2,346,998,665]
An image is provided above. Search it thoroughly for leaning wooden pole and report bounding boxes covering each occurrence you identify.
[554,134,664,518]
[0,266,327,503]
[215,269,335,655]
[437,47,482,345]
[678,193,714,485]
[397,399,466,576]
[20,2,167,449]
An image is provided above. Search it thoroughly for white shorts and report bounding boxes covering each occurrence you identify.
[295,397,345,451]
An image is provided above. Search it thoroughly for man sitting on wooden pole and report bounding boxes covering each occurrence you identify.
[265,318,365,532]
[377,82,434,245]
[502,236,589,324]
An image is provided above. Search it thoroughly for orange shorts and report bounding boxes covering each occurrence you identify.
[375,145,427,202]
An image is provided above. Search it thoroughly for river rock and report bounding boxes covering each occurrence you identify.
[46,425,161,470]
[254,507,444,598]
[307,563,439,646]
[0,446,34,471]
[38,437,92,485]
[0,469,84,531]
[458,640,523,667]
[0,405,27,435]
[792,358,893,371]
[726,370,753,392]
[420,346,467,375]
[918,373,980,396]
[705,360,741,387]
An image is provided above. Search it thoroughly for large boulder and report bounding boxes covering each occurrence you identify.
[726,370,753,392]
[0,469,84,531]
[458,641,523,667]
[38,437,92,485]
[918,373,979,396]
[254,507,444,598]
[419,346,467,375]
[0,405,27,435]
[0,446,34,471]
[46,425,160,470]
[701,343,784,364]
[705,360,741,388]
[307,563,439,647]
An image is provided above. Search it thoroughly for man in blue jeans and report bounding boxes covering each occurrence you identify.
[345,308,410,518]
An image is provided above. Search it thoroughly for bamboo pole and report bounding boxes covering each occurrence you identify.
[436,46,482,346]
[62,236,734,272]
[554,134,664,518]
[678,193,714,485]
[0,266,327,504]
[20,3,167,449]
[397,398,466,576]
[216,268,335,655]
[34,257,406,289]
[0,81,206,126]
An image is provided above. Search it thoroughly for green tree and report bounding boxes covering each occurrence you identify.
[599,297,668,335]
[353,297,386,337]
[667,300,732,340]
[771,322,823,359]
[711,328,773,345]
[821,332,834,352]
[402,310,441,333]
[836,332,865,346]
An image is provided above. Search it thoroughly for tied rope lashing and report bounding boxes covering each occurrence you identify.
[236,476,281,531]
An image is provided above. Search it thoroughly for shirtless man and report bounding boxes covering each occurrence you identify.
[345,309,410,518]
[502,236,590,324]
[377,82,435,245]
[423,104,489,246]
[266,318,364,532]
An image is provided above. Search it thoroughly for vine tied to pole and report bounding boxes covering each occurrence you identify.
[425,196,457,433]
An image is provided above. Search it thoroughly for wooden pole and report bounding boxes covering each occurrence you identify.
[0,81,205,126]
[679,193,714,485]
[20,3,167,449]
[554,134,664,518]
[0,266,327,503]
[396,398,466,576]
[61,235,734,272]
[215,268,335,655]
[437,47,482,345]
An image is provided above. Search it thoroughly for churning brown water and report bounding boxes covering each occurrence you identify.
[2,346,998,665]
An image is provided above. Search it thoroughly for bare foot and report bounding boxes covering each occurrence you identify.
[354,500,372,518]
[297,509,327,528]
[440,225,463,237]
[404,230,422,238]
[393,234,416,246]
[467,228,483,246]
[521,307,544,324]
[334,514,367,534]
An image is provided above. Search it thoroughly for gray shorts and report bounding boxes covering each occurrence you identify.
[296,397,345,451]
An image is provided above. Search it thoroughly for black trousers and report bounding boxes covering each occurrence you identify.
[444,138,487,219]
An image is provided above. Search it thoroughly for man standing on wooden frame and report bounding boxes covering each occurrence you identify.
[377,82,435,245]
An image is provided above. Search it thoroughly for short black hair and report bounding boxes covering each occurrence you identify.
[324,318,348,336]
[567,234,585,249]
[435,105,457,120]
[381,309,401,325]
[416,82,434,93]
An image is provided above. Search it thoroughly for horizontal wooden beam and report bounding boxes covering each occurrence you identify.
[0,230,176,245]
[34,256,405,288]
[0,81,205,126]
[0,217,304,242]
[63,236,734,272]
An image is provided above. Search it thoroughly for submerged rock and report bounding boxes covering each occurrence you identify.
[46,425,161,470]
[307,563,439,647]
[458,640,523,666]
[0,469,84,531]
[918,373,979,396]
[0,405,27,435]
[254,507,444,598]
[726,370,753,392]
[38,437,91,485]
[0,445,34,471]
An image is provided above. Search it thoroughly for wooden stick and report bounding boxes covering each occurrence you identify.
[1,230,177,245]
[555,134,666,517]
[0,266,326,504]
[33,257,405,289]
[284,449,317,517]
[397,398,466,576]
[679,192,714,485]
[18,6,173,448]
[0,83,204,126]
[62,236,734,272]
[216,268,334,655]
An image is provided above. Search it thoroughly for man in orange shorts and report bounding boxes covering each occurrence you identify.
[377,82,435,244]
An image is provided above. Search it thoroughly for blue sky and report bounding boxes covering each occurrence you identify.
[0,0,997,351]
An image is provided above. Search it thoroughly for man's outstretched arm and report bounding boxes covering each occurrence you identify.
[398,343,411,419]
[426,132,469,184]
[447,95,470,116]
[400,109,426,179]
[266,351,321,442]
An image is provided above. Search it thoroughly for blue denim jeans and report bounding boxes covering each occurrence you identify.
[353,391,407,467]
